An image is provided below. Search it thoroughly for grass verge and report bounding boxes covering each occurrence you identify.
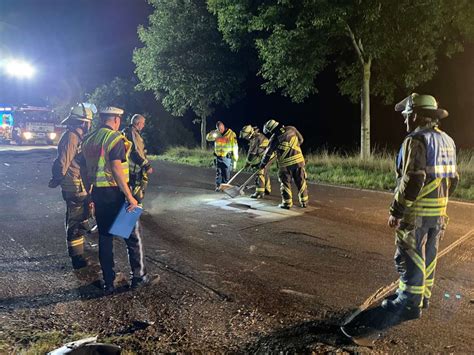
[156,146,474,201]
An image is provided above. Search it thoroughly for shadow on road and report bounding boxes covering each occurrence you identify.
[238,313,353,352]
[0,282,106,310]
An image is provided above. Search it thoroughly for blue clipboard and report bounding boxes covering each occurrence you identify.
[109,203,143,239]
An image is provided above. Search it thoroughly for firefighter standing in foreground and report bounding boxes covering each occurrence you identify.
[81,107,149,294]
[239,125,272,198]
[206,121,238,191]
[382,94,459,320]
[259,120,308,209]
[122,114,153,203]
[48,103,93,270]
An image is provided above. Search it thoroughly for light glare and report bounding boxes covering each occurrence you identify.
[5,60,36,79]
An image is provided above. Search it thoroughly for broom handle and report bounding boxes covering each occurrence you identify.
[239,157,276,191]
[227,167,245,185]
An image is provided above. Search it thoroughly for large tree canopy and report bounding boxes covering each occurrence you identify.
[209,0,474,158]
[134,0,248,149]
[89,77,195,153]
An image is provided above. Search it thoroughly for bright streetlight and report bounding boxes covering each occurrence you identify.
[4,59,36,79]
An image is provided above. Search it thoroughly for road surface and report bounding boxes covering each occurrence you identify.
[0,147,472,352]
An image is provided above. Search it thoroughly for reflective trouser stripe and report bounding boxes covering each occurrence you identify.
[394,222,443,307]
[68,237,84,247]
[255,168,265,192]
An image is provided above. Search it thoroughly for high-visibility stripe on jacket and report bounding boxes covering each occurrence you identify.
[214,129,238,160]
[246,132,269,166]
[276,127,305,168]
[82,127,131,187]
[396,127,457,217]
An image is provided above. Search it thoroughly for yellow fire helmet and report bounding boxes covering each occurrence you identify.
[239,125,255,139]
[61,103,93,124]
[263,119,279,134]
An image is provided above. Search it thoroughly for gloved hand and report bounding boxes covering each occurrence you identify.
[48,178,61,188]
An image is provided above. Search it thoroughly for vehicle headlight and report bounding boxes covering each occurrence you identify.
[23,131,33,140]
[48,132,57,140]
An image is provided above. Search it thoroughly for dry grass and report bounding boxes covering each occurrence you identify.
[157,147,474,201]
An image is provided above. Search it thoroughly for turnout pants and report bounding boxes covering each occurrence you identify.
[394,217,445,308]
[255,167,271,195]
[62,191,89,258]
[92,187,146,287]
[215,156,232,187]
[278,165,308,207]
[130,170,149,203]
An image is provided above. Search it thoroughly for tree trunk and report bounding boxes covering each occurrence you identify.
[200,116,207,150]
[360,59,371,160]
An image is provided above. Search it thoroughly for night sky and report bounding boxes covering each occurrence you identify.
[1,0,473,150]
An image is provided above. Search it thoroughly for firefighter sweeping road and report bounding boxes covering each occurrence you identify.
[0,147,473,352]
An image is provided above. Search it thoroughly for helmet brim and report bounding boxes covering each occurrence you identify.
[61,115,91,125]
[415,107,449,119]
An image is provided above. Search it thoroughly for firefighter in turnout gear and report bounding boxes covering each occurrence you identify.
[260,120,308,209]
[382,94,459,320]
[81,107,149,294]
[122,114,153,203]
[239,125,272,198]
[49,103,93,270]
[206,121,238,191]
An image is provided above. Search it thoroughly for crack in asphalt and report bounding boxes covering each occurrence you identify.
[145,255,231,302]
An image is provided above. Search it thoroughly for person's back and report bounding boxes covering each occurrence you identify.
[274,125,305,168]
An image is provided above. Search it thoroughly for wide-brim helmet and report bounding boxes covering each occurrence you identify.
[395,93,448,119]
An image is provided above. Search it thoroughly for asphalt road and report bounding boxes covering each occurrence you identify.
[0,146,472,352]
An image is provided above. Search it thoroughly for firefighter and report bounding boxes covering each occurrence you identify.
[259,120,308,209]
[382,94,459,320]
[239,125,272,198]
[206,121,238,191]
[48,103,93,270]
[122,114,153,203]
[81,107,149,294]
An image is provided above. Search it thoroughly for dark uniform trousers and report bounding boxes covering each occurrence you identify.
[278,165,308,207]
[215,156,232,187]
[92,187,146,287]
[395,216,445,307]
[62,191,89,257]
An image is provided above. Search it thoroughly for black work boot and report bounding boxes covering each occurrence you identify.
[103,284,115,296]
[265,189,271,196]
[300,202,308,208]
[131,274,151,289]
[250,192,264,199]
[381,298,421,321]
[71,255,88,270]
[278,203,291,210]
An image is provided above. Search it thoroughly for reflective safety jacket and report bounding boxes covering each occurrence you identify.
[209,129,238,160]
[261,126,305,169]
[122,125,150,174]
[246,130,270,166]
[51,127,86,194]
[82,126,131,187]
[390,125,459,219]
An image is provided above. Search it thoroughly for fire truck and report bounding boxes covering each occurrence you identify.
[0,106,14,143]
[6,105,63,145]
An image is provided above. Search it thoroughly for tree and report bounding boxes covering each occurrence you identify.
[209,0,474,158]
[133,0,247,149]
[89,77,195,153]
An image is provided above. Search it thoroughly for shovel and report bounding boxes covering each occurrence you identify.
[218,167,245,192]
[223,170,259,198]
